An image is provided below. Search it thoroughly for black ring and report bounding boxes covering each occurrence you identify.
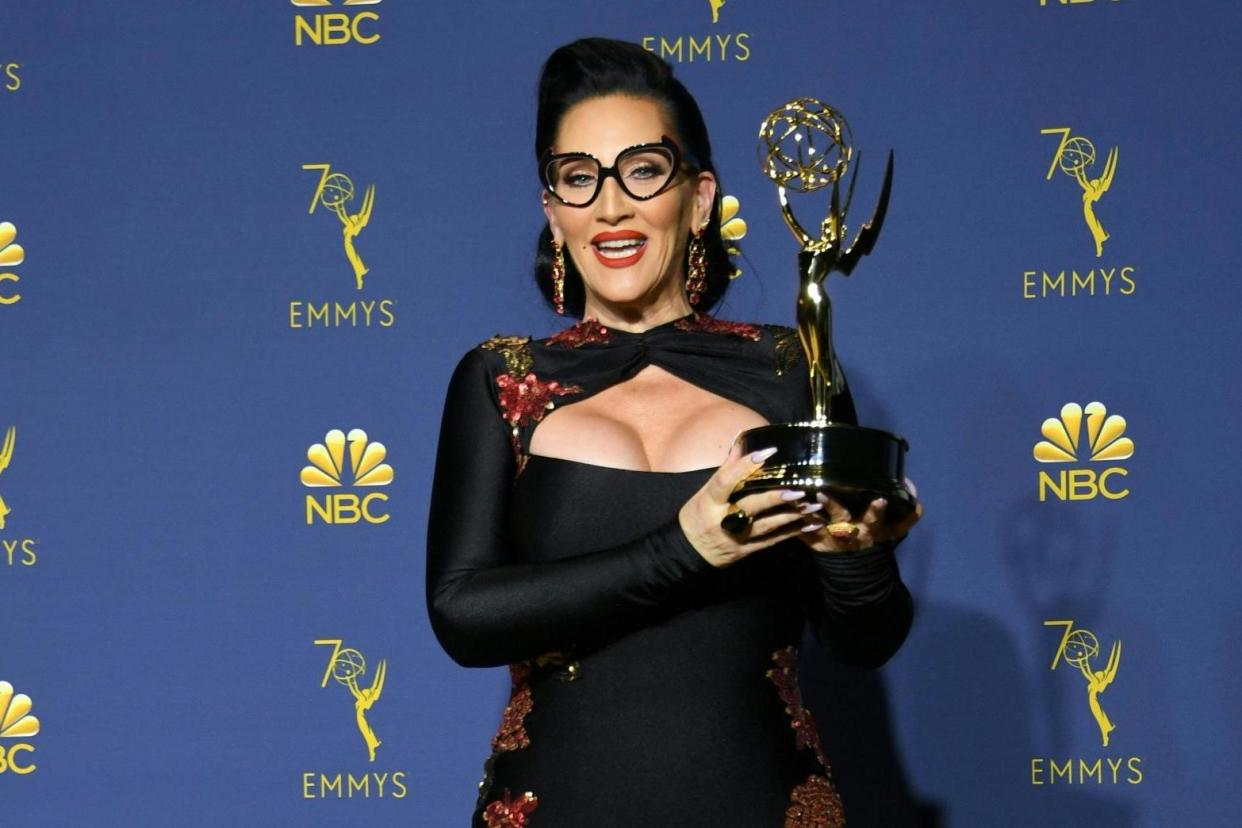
[720,508,753,535]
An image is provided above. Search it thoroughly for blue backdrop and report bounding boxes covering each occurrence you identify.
[3,1,1240,825]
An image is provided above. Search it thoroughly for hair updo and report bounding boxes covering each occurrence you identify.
[533,37,735,317]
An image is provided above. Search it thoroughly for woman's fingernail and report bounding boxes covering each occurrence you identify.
[750,447,778,463]
[801,522,825,533]
[780,490,806,501]
[876,498,888,508]
[799,502,823,514]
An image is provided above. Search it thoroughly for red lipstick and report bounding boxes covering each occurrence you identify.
[591,230,648,268]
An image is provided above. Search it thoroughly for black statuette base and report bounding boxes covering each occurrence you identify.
[733,421,915,523]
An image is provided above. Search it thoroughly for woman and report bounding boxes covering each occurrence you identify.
[426,38,921,827]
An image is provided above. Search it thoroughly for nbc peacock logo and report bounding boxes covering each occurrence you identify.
[0,680,40,775]
[1034,402,1133,501]
[301,429,393,525]
[292,0,381,47]
[1,221,25,306]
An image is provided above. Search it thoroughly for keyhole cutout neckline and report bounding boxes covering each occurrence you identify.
[531,362,770,471]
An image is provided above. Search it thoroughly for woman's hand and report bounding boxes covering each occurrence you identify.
[678,441,823,568]
[796,479,923,555]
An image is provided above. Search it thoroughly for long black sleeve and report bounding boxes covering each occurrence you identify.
[425,349,717,668]
[803,541,913,667]
[794,365,915,667]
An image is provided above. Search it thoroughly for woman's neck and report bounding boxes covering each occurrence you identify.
[581,292,695,334]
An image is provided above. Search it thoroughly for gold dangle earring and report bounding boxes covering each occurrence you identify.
[552,240,566,315]
[685,227,706,306]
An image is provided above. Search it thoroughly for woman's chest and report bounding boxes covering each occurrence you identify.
[528,364,769,472]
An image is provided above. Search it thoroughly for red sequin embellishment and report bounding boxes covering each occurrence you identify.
[492,663,534,753]
[483,789,539,828]
[784,774,845,828]
[675,312,762,341]
[767,646,829,769]
[547,316,613,348]
[496,373,582,428]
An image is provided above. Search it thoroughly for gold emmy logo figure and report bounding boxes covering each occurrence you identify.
[0,426,14,530]
[316,639,387,761]
[1046,620,1121,747]
[708,0,727,24]
[1042,128,1118,258]
[303,164,376,290]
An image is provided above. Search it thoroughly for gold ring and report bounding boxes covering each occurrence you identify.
[720,507,753,535]
[826,522,860,538]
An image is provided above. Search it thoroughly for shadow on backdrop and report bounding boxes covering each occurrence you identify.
[801,367,1136,827]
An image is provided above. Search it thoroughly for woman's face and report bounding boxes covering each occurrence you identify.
[543,94,716,317]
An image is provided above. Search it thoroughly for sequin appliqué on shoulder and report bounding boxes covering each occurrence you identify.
[480,334,582,474]
[674,312,763,341]
[546,316,613,348]
[481,334,535,376]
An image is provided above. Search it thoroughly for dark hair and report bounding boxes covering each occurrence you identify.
[533,38,735,317]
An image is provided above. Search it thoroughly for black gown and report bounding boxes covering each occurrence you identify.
[425,311,914,827]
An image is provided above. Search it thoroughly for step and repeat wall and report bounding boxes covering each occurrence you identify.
[3,2,1239,825]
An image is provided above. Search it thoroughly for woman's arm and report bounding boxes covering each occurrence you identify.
[425,349,717,668]
[793,365,915,668]
[800,539,914,668]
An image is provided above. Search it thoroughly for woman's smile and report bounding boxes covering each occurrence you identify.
[591,230,648,268]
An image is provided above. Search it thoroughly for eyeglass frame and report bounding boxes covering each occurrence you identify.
[539,135,702,208]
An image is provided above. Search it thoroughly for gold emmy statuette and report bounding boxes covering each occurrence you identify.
[733,98,914,523]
